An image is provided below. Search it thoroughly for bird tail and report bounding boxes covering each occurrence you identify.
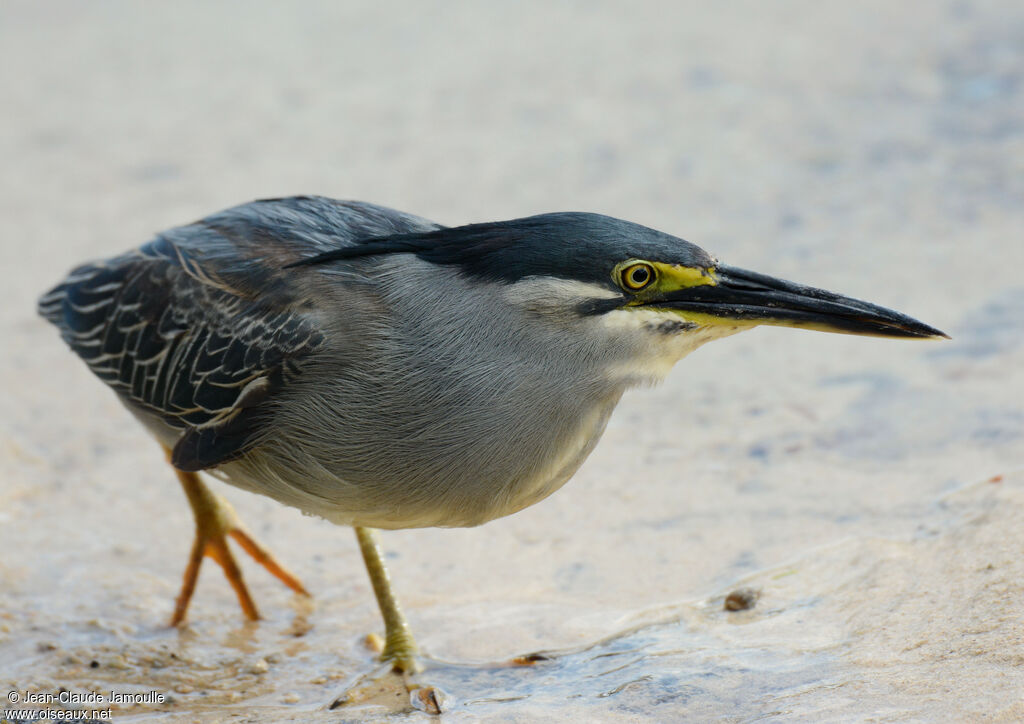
[37,274,76,326]
[37,261,125,340]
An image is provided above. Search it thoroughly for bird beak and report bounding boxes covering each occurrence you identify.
[655,264,948,339]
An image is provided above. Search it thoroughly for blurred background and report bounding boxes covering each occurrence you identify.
[2,1,1022,721]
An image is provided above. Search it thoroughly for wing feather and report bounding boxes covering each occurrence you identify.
[39,196,441,470]
[40,246,322,470]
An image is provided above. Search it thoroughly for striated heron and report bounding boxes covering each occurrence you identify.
[38,196,945,685]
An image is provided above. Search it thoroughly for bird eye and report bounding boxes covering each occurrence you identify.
[621,262,655,291]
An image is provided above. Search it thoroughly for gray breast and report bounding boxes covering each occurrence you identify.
[220,255,625,529]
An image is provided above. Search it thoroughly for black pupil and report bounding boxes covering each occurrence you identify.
[630,266,649,286]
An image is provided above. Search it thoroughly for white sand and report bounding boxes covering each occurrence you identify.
[1,1,1022,720]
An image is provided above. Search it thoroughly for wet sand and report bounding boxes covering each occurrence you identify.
[2,1,1022,721]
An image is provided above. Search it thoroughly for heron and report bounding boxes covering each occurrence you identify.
[38,195,945,682]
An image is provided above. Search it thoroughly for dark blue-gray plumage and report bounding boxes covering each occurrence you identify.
[291,210,715,286]
[39,198,438,471]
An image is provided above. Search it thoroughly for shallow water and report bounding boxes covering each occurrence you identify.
[6,473,1021,722]
[2,1,1023,721]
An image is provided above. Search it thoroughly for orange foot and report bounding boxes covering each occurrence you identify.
[168,463,309,625]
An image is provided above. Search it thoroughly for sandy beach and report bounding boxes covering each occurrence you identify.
[1,1,1022,720]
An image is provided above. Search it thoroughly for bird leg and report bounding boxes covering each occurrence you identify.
[353,526,422,674]
[167,458,309,625]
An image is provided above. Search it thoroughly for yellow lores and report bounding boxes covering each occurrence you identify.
[613,259,759,331]
[613,259,718,301]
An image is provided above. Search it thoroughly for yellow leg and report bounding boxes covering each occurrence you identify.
[167,455,309,625]
[354,526,421,673]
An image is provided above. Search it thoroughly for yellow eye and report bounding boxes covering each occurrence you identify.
[620,262,655,291]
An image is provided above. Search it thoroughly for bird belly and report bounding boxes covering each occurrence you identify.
[489,399,617,521]
[208,395,620,530]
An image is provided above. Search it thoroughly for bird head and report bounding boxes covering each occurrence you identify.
[294,211,947,384]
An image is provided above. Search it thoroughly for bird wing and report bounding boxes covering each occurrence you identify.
[38,238,324,472]
[38,196,441,471]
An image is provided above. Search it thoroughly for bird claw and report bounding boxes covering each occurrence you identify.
[362,631,423,674]
[329,667,446,714]
[409,684,446,714]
